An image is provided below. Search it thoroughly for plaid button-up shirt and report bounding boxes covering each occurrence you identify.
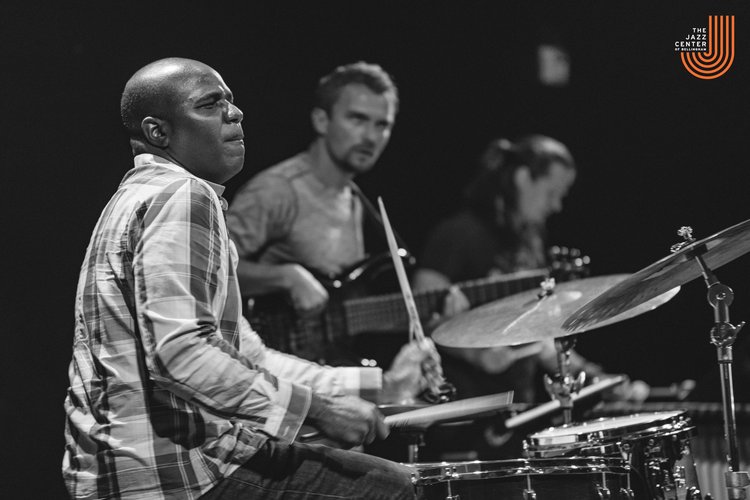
[63,154,381,500]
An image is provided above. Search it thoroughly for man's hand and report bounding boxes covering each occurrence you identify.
[381,338,444,404]
[426,285,471,331]
[472,343,544,374]
[441,342,543,376]
[283,264,329,317]
[306,394,388,447]
[597,375,650,403]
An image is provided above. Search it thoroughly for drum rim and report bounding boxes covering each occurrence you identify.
[405,457,631,484]
[526,411,691,447]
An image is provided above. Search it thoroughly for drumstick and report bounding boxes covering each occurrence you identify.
[385,391,514,428]
[377,197,425,343]
[297,391,515,442]
[504,376,625,429]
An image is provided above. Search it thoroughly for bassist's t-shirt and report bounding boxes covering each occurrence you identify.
[227,152,365,276]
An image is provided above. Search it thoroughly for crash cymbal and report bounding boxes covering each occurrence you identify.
[563,219,750,333]
[432,274,679,349]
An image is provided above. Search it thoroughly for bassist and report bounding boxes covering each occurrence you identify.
[226,62,399,364]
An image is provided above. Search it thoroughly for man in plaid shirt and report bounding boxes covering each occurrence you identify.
[62,58,442,500]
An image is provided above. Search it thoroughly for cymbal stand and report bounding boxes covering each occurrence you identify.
[531,278,585,425]
[404,430,425,463]
[676,226,749,499]
[543,335,586,425]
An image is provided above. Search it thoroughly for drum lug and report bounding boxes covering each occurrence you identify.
[596,486,611,499]
[685,486,704,499]
[522,488,537,500]
[674,465,687,490]
[443,481,460,500]
[620,487,635,499]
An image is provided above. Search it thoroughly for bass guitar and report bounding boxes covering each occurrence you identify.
[246,247,589,365]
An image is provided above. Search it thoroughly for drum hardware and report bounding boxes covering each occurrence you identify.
[506,376,626,430]
[564,220,750,500]
[432,274,675,430]
[524,411,703,499]
[587,401,750,500]
[406,457,633,499]
[524,475,538,500]
[544,335,587,425]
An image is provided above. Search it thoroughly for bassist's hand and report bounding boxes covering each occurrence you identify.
[283,264,329,318]
[426,285,471,331]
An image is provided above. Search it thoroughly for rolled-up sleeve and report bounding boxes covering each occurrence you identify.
[237,316,382,402]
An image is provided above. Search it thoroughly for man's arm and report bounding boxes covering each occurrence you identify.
[238,315,382,399]
[237,315,443,446]
[134,178,312,441]
[227,174,328,314]
[236,259,328,316]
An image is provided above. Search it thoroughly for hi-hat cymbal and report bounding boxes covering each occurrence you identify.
[432,274,679,349]
[563,219,750,333]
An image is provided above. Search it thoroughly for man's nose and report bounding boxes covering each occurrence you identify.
[226,102,244,123]
[550,198,563,213]
[363,123,380,143]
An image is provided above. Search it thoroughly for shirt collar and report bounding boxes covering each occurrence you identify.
[133,153,227,207]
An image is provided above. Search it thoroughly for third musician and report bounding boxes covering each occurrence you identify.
[413,135,648,458]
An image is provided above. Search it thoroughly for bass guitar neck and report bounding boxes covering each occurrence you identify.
[341,268,548,336]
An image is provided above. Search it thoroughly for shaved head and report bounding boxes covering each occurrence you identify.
[120,58,214,139]
[118,57,245,183]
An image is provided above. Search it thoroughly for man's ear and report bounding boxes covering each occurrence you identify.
[141,116,170,148]
[310,108,329,135]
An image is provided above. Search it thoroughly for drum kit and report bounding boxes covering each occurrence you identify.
[386,219,750,500]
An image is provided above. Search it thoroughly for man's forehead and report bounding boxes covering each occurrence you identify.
[335,84,396,114]
[176,69,230,100]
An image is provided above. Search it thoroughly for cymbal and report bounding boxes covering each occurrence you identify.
[432,274,679,349]
[563,218,750,333]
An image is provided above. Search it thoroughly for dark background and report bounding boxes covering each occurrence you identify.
[3,1,749,498]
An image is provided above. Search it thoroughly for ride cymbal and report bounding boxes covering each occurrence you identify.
[432,274,678,349]
[564,219,750,332]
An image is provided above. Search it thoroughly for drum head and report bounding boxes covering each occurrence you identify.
[527,411,687,448]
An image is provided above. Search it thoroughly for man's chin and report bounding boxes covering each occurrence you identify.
[342,159,376,175]
[219,158,245,183]
[230,159,245,176]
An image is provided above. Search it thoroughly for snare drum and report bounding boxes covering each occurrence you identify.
[525,411,702,499]
[405,457,632,499]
